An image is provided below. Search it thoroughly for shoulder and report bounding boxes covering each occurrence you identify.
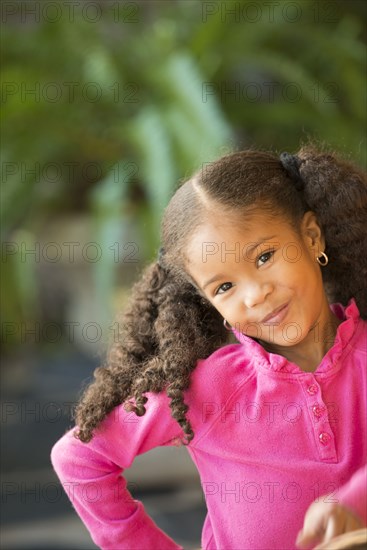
[346,301,367,363]
[350,315,367,366]
[183,344,256,438]
[197,342,254,372]
[357,315,367,340]
[332,299,367,369]
[185,343,255,408]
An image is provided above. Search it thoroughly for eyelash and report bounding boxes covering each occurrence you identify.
[257,250,275,267]
[214,250,276,296]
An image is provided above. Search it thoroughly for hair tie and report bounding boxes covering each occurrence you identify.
[279,152,304,191]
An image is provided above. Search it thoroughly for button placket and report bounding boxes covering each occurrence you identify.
[303,376,337,462]
[312,403,326,420]
[319,432,331,445]
[307,384,318,396]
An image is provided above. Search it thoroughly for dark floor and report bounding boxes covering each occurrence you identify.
[1,345,206,549]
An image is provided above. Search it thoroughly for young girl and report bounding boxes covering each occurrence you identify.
[51,145,367,550]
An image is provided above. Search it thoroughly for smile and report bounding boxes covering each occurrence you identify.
[261,302,290,325]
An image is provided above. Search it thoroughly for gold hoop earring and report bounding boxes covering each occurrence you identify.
[223,319,232,330]
[316,252,329,266]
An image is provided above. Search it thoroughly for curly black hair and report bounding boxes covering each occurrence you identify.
[74,144,367,444]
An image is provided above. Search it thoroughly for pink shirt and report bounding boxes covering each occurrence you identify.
[51,299,367,549]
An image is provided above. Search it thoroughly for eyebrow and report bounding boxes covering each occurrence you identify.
[202,235,276,290]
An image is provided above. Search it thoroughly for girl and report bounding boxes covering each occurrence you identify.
[51,145,367,550]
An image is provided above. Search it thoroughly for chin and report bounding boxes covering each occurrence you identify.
[267,324,307,347]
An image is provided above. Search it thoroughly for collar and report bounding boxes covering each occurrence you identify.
[231,299,361,374]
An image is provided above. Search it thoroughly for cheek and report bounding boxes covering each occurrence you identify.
[207,298,226,319]
[289,260,321,297]
[286,244,316,276]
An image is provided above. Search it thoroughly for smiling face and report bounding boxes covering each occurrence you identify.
[185,207,331,350]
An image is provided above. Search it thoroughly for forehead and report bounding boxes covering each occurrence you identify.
[186,210,291,260]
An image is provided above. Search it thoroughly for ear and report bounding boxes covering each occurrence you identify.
[300,211,325,260]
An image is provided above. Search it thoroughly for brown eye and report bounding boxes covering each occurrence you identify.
[215,282,233,295]
[257,250,275,267]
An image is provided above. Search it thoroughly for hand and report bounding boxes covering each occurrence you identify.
[295,498,364,549]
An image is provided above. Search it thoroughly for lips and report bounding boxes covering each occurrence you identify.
[261,302,289,325]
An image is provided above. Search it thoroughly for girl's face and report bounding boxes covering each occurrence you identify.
[185,208,330,349]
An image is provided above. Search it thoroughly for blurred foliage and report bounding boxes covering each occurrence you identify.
[1,0,366,350]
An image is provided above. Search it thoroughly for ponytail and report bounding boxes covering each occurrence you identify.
[74,260,228,443]
[296,146,367,318]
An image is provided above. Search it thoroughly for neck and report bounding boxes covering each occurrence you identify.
[259,302,342,372]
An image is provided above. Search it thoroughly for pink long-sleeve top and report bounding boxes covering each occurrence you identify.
[51,299,367,549]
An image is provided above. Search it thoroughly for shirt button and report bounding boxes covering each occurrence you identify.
[307,384,318,395]
[319,432,331,445]
[312,404,325,418]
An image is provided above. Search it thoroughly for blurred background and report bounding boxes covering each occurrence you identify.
[1,0,366,548]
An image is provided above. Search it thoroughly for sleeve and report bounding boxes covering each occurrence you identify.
[338,465,367,525]
[50,391,185,549]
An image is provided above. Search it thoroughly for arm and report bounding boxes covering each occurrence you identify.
[50,392,184,550]
[296,465,367,549]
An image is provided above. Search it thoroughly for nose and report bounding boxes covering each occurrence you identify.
[242,282,273,309]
